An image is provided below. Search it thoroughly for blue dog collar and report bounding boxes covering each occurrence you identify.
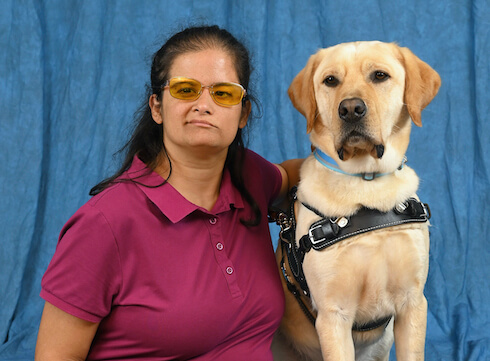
[313,148,406,181]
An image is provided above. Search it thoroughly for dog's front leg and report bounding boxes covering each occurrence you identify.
[393,295,427,361]
[315,311,355,361]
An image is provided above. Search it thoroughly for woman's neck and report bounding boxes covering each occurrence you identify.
[153,149,227,211]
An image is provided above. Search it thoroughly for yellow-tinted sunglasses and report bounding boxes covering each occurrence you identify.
[162,77,246,107]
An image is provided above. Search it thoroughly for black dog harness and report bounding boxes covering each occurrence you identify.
[271,186,431,331]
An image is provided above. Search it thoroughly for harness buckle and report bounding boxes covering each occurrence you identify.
[308,216,349,247]
[308,223,326,246]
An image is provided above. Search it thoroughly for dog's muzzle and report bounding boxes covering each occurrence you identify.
[339,98,367,123]
[337,143,385,160]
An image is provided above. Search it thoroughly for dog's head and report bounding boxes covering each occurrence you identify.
[289,41,441,173]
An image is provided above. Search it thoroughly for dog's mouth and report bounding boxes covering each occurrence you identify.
[337,131,384,161]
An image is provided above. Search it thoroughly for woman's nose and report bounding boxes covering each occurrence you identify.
[193,87,214,113]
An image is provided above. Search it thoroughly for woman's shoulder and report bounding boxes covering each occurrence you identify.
[243,148,274,169]
[243,148,280,176]
[86,179,151,220]
[61,183,135,232]
[58,179,155,249]
[242,148,282,198]
[87,158,158,212]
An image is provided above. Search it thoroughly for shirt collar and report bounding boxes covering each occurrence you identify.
[126,156,244,223]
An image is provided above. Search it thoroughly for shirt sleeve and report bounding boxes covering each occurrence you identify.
[243,149,283,206]
[40,203,122,323]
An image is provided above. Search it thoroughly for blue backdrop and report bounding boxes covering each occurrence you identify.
[1,0,488,360]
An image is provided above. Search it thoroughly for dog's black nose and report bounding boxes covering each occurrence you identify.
[339,98,367,123]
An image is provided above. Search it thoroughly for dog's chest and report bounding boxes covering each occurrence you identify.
[301,221,430,312]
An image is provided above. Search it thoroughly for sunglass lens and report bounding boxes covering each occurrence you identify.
[169,79,201,100]
[212,83,243,105]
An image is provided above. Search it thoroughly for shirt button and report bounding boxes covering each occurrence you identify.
[226,266,234,275]
[209,217,217,225]
[216,242,224,251]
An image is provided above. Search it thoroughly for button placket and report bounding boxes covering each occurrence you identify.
[205,214,242,298]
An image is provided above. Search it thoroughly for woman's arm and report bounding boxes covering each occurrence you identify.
[274,158,304,207]
[35,302,99,361]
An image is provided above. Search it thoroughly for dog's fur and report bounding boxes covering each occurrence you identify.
[272,42,440,361]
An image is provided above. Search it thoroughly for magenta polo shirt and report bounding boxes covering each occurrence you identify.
[40,149,285,361]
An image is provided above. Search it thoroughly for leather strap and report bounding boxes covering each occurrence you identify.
[280,252,317,325]
[277,189,311,297]
[299,198,430,252]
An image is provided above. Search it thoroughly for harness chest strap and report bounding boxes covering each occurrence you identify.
[299,197,431,253]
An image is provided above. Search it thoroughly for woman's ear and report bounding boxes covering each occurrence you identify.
[239,100,251,129]
[149,94,163,124]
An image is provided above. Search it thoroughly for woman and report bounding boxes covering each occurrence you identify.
[35,25,301,360]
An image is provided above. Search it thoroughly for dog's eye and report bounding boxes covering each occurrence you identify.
[372,71,390,82]
[323,76,339,87]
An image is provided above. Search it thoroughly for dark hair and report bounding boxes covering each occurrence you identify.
[90,25,261,226]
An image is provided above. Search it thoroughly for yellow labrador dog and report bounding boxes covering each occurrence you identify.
[272,42,440,361]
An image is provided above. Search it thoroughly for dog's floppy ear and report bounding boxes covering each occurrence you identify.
[399,46,441,127]
[288,53,321,133]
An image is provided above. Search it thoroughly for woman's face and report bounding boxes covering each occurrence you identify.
[150,48,249,159]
